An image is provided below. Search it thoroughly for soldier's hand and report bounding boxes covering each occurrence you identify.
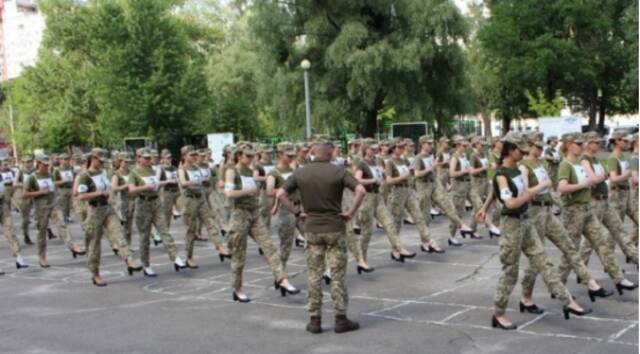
[340,212,353,222]
[539,179,552,188]
[298,212,308,221]
[475,210,486,224]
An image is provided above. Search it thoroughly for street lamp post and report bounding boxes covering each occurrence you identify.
[301,59,312,139]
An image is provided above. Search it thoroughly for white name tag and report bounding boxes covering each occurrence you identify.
[331,158,345,166]
[512,174,525,197]
[281,172,292,180]
[164,170,177,181]
[396,164,409,176]
[91,171,110,193]
[572,164,588,184]
[142,176,160,191]
[370,166,383,181]
[421,156,434,169]
[533,167,549,194]
[1,171,13,184]
[200,168,211,180]
[593,163,605,177]
[60,170,74,182]
[187,169,202,184]
[37,178,55,192]
[263,165,275,175]
[620,161,629,173]
[240,176,256,190]
[459,157,471,171]
[479,158,489,168]
[442,153,450,163]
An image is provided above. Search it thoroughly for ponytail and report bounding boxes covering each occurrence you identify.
[499,142,517,166]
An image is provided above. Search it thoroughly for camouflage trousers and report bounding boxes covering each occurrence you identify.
[558,204,624,284]
[56,187,72,220]
[611,188,639,233]
[521,205,594,298]
[85,205,135,277]
[161,189,180,230]
[258,189,273,230]
[357,192,402,260]
[437,169,449,191]
[388,186,432,244]
[631,186,639,245]
[342,189,362,260]
[209,190,228,231]
[135,198,178,267]
[305,231,348,317]
[33,197,76,259]
[276,206,304,271]
[548,164,559,189]
[119,196,136,245]
[0,197,20,257]
[183,194,225,259]
[415,179,463,228]
[580,199,638,264]
[449,180,474,237]
[14,189,33,237]
[228,208,285,290]
[494,214,572,315]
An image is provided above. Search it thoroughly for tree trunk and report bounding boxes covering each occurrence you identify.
[587,102,597,131]
[501,115,511,135]
[481,109,492,138]
[363,91,385,137]
[597,98,606,134]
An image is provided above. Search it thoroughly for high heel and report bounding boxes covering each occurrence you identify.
[616,282,638,295]
[127,265,143,276]
[519,302,544,314]
[219,253,232,262]
[357,265,375,275]
[39,262,50,269]
[421,245,445,254]
[295,238,304,247]
[15,262,28,269]
[153,239,159,246]
[400,252,416,259]
[233,292,251,303]
[72,249,86,259]
[390,252,405,263]
[92,278,107,287]
[274,281,280,290]
[460,229,476,239]
[112,248,119,256]
[563,305,592,320]
[489,230,500,238]
[353,227,361,235]
[278,282,301,297]
[448,238,463,247]
[491,315,517,330]
[258,248,264,255]
[322,274,332,285]
[588,287,614,302]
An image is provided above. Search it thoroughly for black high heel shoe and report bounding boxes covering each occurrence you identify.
[219,253,232,262]
[519,302,544,314]
[186,262,199,269]
[15,262,28,269]
[47,228,57,240]
[295,238,304,247]
[92,278,107,287]
[563,305,592,320]
[233,292,251,303]
[491,315,517,330]
[390,252,405,263]
[112,248,119,256]
[460,229,476,239]
[153,238,160,246]
[127,265,143,276]
[72,249,86,259]
[588,287,614,302]
[39,262,51,269]
[357,265,375,275]
[353,227,361,235]
[322,274,332,285]
[258,248,264,255]
[400,252,416,259]
[421,245,445,254]
[278,282,301,297]
[489,230,500,238]
[616,282,638,295]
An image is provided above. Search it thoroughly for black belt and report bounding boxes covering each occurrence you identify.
[612,185,630,190]
[393,183,409,188]
[89,199,109,207]
[138,195,158,201]
[455,178,470,182]
[592,195,608,201]
[531,201,552,207]
[505,213,528,219]
[185,192,202,198]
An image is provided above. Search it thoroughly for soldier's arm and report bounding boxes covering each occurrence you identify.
[470,155,487,175]
[12,170,22,188]
[609,162,631,182]
[253,168,267,183]
[449,156,465,178]
[111,174,127,192]
[266,175,277,197]
[354,169,376,185]
[275,188,298,215]
[580,159,605,184]
[496,176,531,210]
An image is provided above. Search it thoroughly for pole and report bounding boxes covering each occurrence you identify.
[7,96,17,159]
[303,70,312,139]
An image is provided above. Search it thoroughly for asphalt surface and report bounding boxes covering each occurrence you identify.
[0,207,637,354]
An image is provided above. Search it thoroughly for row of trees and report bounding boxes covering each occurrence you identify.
[1,0,637,152]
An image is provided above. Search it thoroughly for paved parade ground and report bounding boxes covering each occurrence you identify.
[0,210,637,354]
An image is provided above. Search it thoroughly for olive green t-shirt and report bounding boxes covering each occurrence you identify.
[181,164,203,194]
[53,166,74,188]
[630,153,639,189]
[470,150,489,179]
[160,165,179,192]
[128,167,160,198]
[268,165,300,203]
[113,170,133,198]
[607,154,630,189]
[25,171,55,203]
[581,155,608,199]
[231,165,258,210]
[357,158,382,193]
[283,160,358,233]
[558,160,591,206]
[76,169,111,205]
[385,157,410,185]
[493,166,527,215]
[436,149,451,168]
[414,153,435,182]
[520,159,551,203]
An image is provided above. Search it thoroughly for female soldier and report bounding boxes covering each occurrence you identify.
[518,132,612,311]
[128,148,186,277]
[225,143,299,302]
[77,148,142,286]
[476,132,591,330]
[111,152,136,245]
[52,153,74,222]
[435,137,451,194]
[13,156,34,245]
[579,132,638,266]
[355,139,419,264]
[630,134,639,245]
[448,136,480,246]
[24,155,84,267]
[555,133,637,295]
[159,150,180,231]
[254,144,275,230]
[0,157,28,269]
[179,145,231,268]
[608,132,639,245]
[469,137,501,237]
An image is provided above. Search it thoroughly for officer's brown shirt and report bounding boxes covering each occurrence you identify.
[283,160,358,233]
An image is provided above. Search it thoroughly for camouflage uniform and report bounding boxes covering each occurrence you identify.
[469,140,497,231]
[129,158,178,267]
[556,158,625,284]
[159,162,180,230]
[113,168,135,244]
[608,152,638,234]
[52,162,74,220]
[448,149,473,237]
[25,162,77,259]
[268,159,302,270]
[0,172,20,257]
[305,231,348,317]
[493,161,572,316]
[630,148,639,244]
[14,164,34,240]
[77,161,137,276]
[227,162,285,290]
